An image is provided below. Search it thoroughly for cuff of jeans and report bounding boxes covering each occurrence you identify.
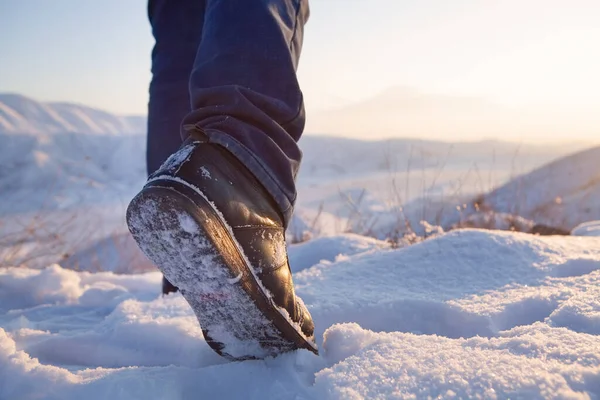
[183,126,295,227]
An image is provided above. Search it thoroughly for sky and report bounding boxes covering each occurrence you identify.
[1,0,599,140]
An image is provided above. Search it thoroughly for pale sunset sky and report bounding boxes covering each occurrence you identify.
[1,0,599,141]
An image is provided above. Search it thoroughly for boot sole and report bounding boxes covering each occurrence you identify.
[126,178,318,360]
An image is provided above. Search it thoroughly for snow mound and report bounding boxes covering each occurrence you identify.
[288,233,389,273]
[3,230,600,398]
[317,322,600,399]
[295,229,600,340]
[572,221,600,237]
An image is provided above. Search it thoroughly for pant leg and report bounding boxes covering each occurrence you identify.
[182,0,310,226]
[146,0,206,175]
[147,0,206,294]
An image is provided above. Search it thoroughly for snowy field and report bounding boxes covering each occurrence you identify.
[3,95,600,398]
[3,230,600,398]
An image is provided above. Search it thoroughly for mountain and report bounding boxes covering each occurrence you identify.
[0,93,145,135]
[297,135,582,180]
[306,86,598,141]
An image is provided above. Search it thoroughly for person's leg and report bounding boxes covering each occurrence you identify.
[182,0,310,226]
[147,0,205,294]
[146,0,205,176]
[128,0,316,360]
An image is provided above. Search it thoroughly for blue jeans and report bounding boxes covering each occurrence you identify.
[147,0,309,226]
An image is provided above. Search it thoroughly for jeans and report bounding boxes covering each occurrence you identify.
[147,0,309,226]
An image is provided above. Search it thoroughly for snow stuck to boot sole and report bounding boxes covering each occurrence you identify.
[126,179,317,360]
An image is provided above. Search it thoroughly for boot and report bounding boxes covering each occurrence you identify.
[126,129,316,360]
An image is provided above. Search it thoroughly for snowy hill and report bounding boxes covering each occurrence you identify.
[0,93,145,135]
[3,230,600,398]
[0,94,147,213]
[475,145,600,230]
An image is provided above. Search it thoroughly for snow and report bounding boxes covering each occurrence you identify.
[316,322,600,399]
[288,233,390,273]
[477,146,600,231]
[3,230,600,398]
[3,93,600,397]
[0,93,145,135]
[572,221,600,237]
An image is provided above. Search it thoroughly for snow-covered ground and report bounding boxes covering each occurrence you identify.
[3,94,600,398]
[3,230,600,399]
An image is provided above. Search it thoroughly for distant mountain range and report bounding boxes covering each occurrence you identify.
[307,86,600,141]
[3,91,597,144]
[0,93,146,135]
